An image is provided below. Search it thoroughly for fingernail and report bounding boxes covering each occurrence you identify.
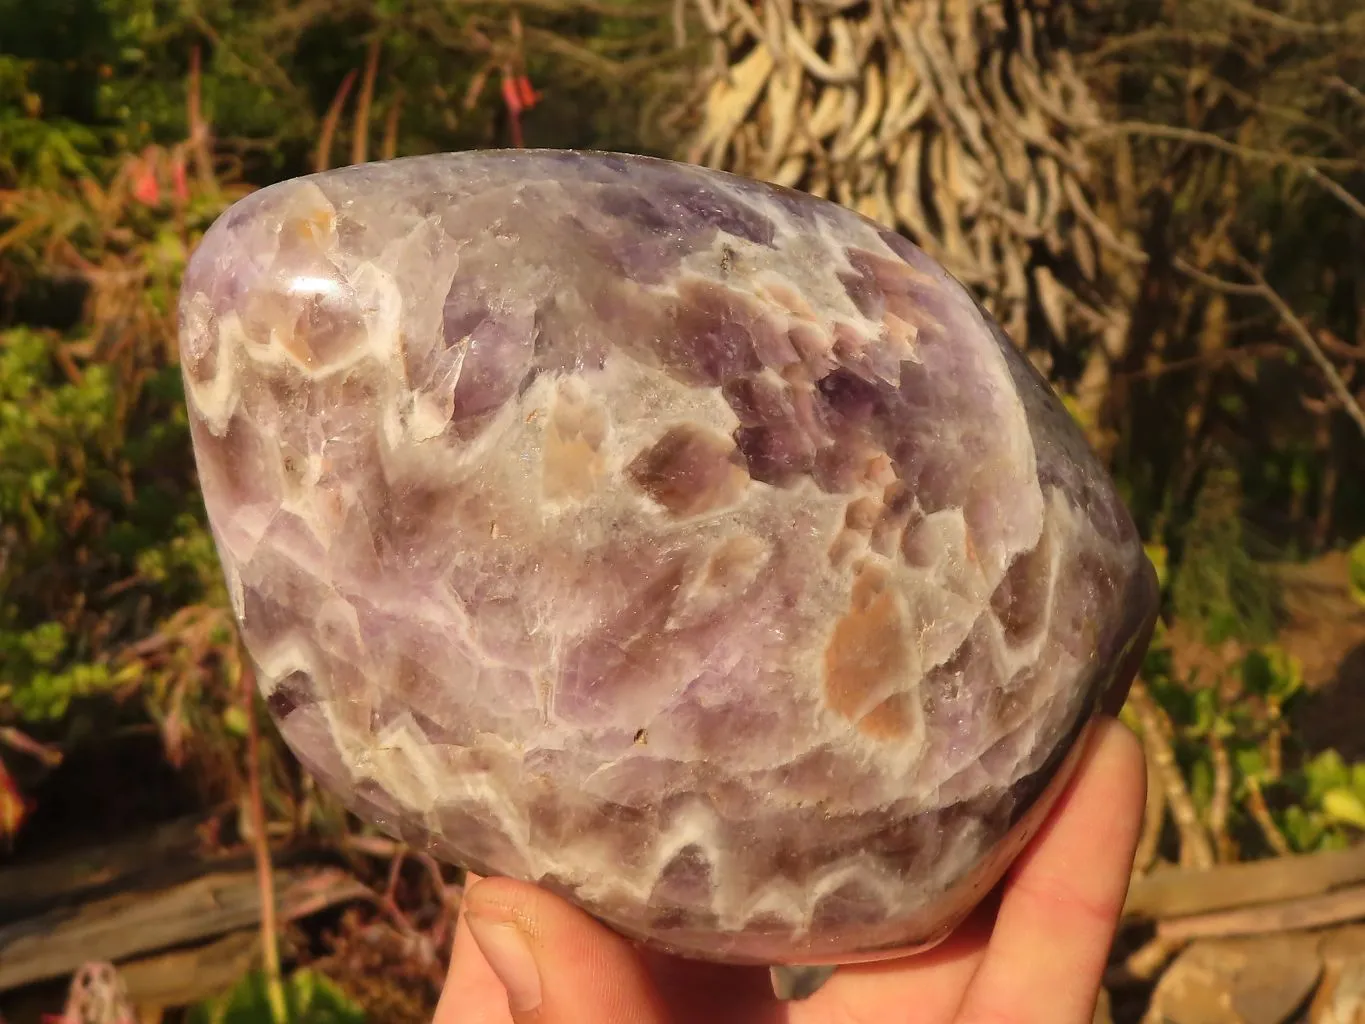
[466,910,543,1014]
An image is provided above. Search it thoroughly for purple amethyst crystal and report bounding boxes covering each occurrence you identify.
[178,150,1157,965]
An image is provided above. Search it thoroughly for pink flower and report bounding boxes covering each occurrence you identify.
[131,158,160,206]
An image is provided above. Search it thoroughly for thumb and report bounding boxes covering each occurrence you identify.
[443,873,672,1024]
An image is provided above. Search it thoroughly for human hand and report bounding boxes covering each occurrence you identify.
[435,715,1145,1024]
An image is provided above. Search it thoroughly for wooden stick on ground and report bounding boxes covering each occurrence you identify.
[1120,934,1187,983]
[0,815,210,920]
[1123,842,1365,920]
[0,865,368,993]
[118,930,261,1015]
[1157,883,1365,942]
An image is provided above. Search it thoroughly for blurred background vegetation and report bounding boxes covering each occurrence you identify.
[0,0,1362,1022]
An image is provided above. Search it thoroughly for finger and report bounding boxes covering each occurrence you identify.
[954,716,1146,1024]
[788,893,996,1024]
[445,873,677,1024]
[437,874,517,1024]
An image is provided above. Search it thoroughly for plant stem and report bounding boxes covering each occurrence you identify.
[1127,681,1216,870]
[241,652,289,1024]
[1207,731,1236,862]
[1244,775,1292,856]
[1132,733,1167,877]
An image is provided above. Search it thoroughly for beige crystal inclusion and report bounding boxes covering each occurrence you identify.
[178,150,1158,965]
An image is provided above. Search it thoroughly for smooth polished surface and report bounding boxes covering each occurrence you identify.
[179,150,1158,964]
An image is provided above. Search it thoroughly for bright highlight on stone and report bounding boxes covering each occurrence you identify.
[178,150,1158,965]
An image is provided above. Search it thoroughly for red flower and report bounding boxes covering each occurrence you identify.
[131,156,160,206]
[516,75,539,109]
[501,74,524,116]
[501,72,540,117]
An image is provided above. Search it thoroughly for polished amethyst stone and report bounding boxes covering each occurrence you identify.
[178,150,1157,964]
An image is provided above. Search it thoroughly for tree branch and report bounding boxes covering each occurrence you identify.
[1237,256,1365,440]
[1225,0,1365,36]
[1304,166,1365,222]
[1084,121,1361,172]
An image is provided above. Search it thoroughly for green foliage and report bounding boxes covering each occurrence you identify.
[0,0,689,744]
[1080,0,1365,553]
[0,55,102,186]
[0,5,1359,1018]
[0,0,687,191]
[1240,645,1305,706]
[188,970,366,1024]
[1151,529,1365,855]
[0,0,690,868]
[1170,465,1280,646]
[1143,542,1169,591]
[0,327,117,559]
[0,317,222,723]
[1350,537,1365,606]
[1144,633,1365,856]
[0,623,116,722]
[1278,749,1365,852]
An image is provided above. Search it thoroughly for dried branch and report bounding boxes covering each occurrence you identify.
[1243,776,1292,857]
[0,727,62,768]
[1115,342,1288,381]
[1328,74,1365,110]
[1085,121,1361,172]
[351,37,382,167]
[465,0,667,15]
[1123,842,1365,920]
[1172,259,1264,296]
[1319,327,1365,361]
[522,25,642,78]
[1127,681,1216,871]
[1238,257,1365,440]
[185,44,218,197]
[240,656,287,1024]
[315,69,358,174]
[1120,935,1186,983]
[1225,0,1362,36]
[1132,738,1168,877]
[1085,28,1249,64]
[1157,883,1365,941]
[381,90,405,163]
[1303,166,1365,222]
[1207,732,1236,862]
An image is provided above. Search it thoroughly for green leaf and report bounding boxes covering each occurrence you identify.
[188,969,365,1024]
[1278,805,1323,853]
[1350,538,1365,606]
[222,705,250,738]
[1144,543,1169,589]
[1189,756,1214,813]
[1321,788,1365,831]
[286,970,365,1023]
[1234,745,1266,782]
[1303,749,1351,805]
[1242,646,1303,702]
[1190,687,1219,734]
